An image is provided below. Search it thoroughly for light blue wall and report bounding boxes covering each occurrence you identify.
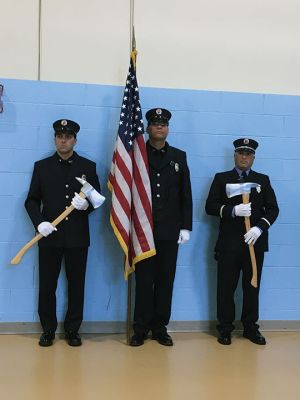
[0,78,300,325]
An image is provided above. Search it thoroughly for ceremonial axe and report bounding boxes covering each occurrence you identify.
[11,177,105,265]
[226,182,261,288]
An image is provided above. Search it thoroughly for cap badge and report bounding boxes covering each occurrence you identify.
[244,138,249,144]
[61,120,68,126]
[156,108,162,115]
[81,174,86,181]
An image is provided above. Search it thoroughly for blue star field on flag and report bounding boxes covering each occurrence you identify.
[118,58,144,152]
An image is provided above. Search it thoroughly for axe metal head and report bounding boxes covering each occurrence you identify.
[226,182,261,198]
[76,177,105,209]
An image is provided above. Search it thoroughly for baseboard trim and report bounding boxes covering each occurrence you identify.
[1,320,300,334]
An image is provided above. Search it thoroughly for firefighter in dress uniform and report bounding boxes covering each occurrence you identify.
[25,119,101,347]
[205,138,279,345]
[130,108,193,347]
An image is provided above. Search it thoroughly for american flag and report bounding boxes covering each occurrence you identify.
[108,52,156,278]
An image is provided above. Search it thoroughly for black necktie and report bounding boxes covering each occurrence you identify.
[240,171,247,182]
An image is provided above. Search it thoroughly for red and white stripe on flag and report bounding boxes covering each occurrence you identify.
[108,52,156,279]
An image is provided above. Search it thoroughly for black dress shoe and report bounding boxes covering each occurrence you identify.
[65,331,82,346]
[243,330,266,345]
[217,332,231,345]
[152,333,173,346]
[39,331,55,347]
[129,334,147,346]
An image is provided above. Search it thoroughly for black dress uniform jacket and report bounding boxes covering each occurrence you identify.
[205,168,279,254]
[132,141,193,337]
[147,141,193,239]
[25,151,101,248]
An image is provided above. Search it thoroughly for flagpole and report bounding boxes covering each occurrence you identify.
[126,272,132,344]
[126,0,135,345]
[130,0,135,51]
[38,0,42,80]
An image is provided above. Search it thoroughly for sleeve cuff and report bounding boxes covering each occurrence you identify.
[220,205,225,218]
[261,217,271,227]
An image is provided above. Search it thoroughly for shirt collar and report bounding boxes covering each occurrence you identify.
[55,151,77,164]
[235,167,250,176]
[147,141,168,154]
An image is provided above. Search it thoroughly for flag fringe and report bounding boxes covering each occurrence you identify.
[109,214,156,280]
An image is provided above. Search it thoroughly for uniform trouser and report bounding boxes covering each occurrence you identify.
[133,240,179,336]
[38,247,88,333]
[216,246,264,334]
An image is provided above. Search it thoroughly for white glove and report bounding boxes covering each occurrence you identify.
[244,226,262,245]
[71,192,89,211]
[177,229,190,244]
[38,222,57,237]
[234,203,251,217]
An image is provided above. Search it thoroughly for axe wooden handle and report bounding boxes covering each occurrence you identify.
[242,193,258,288]
[10,192,86,265]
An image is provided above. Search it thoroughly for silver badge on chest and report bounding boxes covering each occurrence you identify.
[170,161,180,172]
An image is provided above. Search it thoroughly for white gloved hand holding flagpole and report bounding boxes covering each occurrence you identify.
[177,229,190,244]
